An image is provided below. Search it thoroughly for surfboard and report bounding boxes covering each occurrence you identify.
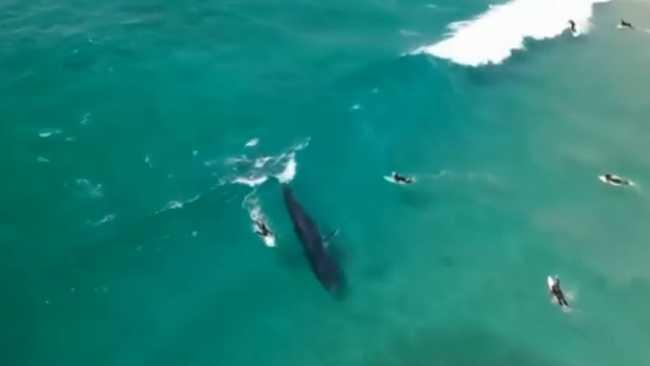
[384,173,416,185]
[599,174,634,187]
[252,220,276,247]
[262,234,276,248]
[547,276,556,292]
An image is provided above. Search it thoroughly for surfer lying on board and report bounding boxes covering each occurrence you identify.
[620,19,634,29]
[254,219,272,238]
[393,172,415,184]
[549,276,569,307]
[603,173,632,186]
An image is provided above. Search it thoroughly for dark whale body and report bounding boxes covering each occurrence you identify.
[282,185,345,297]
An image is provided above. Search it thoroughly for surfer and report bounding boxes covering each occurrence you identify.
[549,276,569,308]
[254,219,272,238]
[602,173,631,186]
[393,172,415,184]
[568,19,577,34]
[620,19,634,30]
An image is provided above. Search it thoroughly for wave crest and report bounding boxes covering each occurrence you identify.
[412,0,610,66]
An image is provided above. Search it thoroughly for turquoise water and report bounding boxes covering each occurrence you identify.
[3,0,650,365]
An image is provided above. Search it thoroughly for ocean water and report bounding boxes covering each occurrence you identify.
[2,0,650,365]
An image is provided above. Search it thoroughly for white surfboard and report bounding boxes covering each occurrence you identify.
[262,233,276,248]
[253,223,276,248]
[547,276,556,291]
[547,275,571,310]
[384,173,416,185]
[599,174,634,187]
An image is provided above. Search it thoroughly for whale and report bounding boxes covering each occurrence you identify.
[282,185,345,297]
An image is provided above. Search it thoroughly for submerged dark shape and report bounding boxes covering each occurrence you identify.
[282,184,345,297]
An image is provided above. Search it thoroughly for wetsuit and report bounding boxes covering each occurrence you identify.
[394,174,413,184]
[569,20,577,33]
[551,281,569,307]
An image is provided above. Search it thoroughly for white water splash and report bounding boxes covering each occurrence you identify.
[412,0,610,66]
[254,156,272,168]
[227,138,309,187]
[244,196,276,248]
[245,138,259,148]
[36,156,50,164]
[38,128,62,138]
[233,175,269,187]
[275,153,297,184]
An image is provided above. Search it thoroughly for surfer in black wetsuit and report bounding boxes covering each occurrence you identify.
[568,19,577,34]
[550,276,569,307]
[604,173,630,186]
[620,19,634,29]
[254,219,272,237]
[393,172,414,184]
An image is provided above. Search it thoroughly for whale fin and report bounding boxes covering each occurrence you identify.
[323,229,340,247]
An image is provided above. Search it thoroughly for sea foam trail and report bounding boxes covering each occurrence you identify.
[275,153,297,184]
[155,194,201,214]
[412,0,610,66]
[227,138,309,187]
[243,195,276,247]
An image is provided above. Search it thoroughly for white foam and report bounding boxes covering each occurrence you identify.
[275,153,297,184]
[89,213,116,226]
[38,128,62,138]
[245,197,276,248]
[155,194,200,214]
[245,138,259,148]
[412,0,610,66]
[233,175,269,187]
[166,201,184,210]
[226,138,309,187]
[144,154,152,167]
[80,112,91,126]
[36,156,50,163]
[224,156,251,165]
[254,156,272,168]
[186,194,201,204]
[75,178,104,198]
[293,138,311,152]
[351,104,362,110]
